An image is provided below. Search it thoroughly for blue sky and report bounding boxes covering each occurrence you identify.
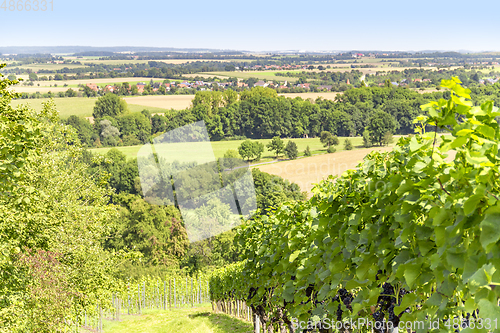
[1,0,499,52]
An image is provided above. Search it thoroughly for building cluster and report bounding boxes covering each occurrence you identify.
[85,78,338,95]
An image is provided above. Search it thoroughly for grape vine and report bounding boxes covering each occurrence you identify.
[210,78,500,333]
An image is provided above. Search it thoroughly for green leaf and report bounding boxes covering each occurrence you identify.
[403,263,421,288]
[476,125,496,140]
[450,136,468,148]
[478,299,500,322]
[464,194,483,216]
[456,129,473,136]
[469,264,496,292]
[394,293,417,315]
[289,250,300,263]
[480,205,500,249]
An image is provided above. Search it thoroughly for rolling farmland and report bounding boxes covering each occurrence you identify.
[10,97,171,118]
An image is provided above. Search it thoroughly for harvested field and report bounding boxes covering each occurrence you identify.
[124,95,194,110]
[257,146,456,196]
[256,147,394,196]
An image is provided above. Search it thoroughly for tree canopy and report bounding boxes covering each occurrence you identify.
[93,92,128,118]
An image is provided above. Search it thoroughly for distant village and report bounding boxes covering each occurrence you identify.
[84,77,337,94]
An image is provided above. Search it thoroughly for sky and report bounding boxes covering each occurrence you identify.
[1,0,499,52]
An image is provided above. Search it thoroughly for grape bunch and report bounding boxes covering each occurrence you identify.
[339,288,353,311]
[387,303,400,327]
[372,310,385,333]
[378,283,395,307]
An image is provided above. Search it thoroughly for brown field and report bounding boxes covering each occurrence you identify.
[257,147,457,196]
[123,95,195,110]
[255,146,394,195]
[279,92,340,100]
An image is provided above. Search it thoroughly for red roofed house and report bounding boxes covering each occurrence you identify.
[136,83,145,94]
[104,85,115,93]
[86,83,98,92]
[296,83,310,89]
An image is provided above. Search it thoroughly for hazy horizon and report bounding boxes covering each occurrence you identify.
[1,0,499,52]
[0,45,498,55]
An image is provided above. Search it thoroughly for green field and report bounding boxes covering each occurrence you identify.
[89,137,366,162]
[7,63,90,71]
[77,59,250,66]
[201,71,300,82]
[91,306,252,333]
[11,97,171,118]
[24,80,170,89]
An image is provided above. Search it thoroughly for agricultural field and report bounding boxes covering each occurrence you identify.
[198,66,423,82]
[183,73,231,80]
[89,137,364,162]
[257,146,394,195]
[10,91,343,119]
[22,77,168,88]
[278,92,340,100]
[11,97,170,118]
[200,71,300,82]
[10,86,74,93]
[92,306,252,333]
[6,63,89,71]
[78,58,248,66]
[124,95,195,110]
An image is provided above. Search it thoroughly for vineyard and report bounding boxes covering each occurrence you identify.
[75,274,210,332]
[209,78,500,332]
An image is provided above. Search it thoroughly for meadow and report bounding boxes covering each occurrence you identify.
[87,306,252,333]
[89,136,366,162]
[19,77,169,87]
[6,63,89,71]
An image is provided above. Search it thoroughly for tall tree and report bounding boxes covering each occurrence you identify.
[284,141,298,160]
[93,93,128,118]
[0,67,121,330]
[266,136,285,158]
[320,131,339,149]
[238,140,264,161]
[366,111,397,146]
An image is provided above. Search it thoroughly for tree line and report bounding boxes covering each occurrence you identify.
[66,86,452,149]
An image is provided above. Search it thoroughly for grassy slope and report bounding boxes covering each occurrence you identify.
[91,306,252,333]
[89,137,366,162]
